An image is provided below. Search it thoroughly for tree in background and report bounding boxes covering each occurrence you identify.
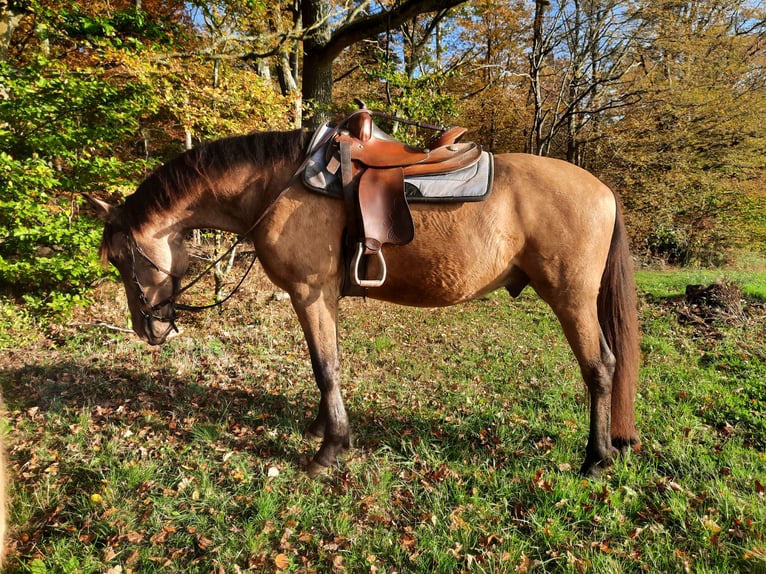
[332,5,465,142]
[525,0,643,162]
[0,0,170,311]
[298,0,468,127]
[604,0,766,264]
[0,0,292,312]
[450,0,530,152]
[458,0,764,263]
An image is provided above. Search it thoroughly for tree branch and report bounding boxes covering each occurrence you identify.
[321,0,467,61]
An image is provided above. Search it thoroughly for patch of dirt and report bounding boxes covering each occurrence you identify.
[676,281,765,338]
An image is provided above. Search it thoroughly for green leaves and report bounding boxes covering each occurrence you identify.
[0,153,106,312]
[0,60,154,159]
[0,59,148,313]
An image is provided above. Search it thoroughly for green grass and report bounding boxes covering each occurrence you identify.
[1,266,765,573]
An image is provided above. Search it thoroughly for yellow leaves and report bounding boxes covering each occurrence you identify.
[743,547,766,561]
[449,506,471,532]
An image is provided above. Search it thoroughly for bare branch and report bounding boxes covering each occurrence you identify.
[320,0,467,61]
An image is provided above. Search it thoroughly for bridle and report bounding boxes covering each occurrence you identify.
[123,231,183,340]
[122,228,258,340]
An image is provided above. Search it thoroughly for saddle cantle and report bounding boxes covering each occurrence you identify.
[303,103,489,295]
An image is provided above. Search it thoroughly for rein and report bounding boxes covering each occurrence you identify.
[129,232,258,313]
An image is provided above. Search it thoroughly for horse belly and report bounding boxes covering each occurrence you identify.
[366,202,519,307]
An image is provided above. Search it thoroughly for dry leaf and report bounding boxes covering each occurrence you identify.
[274,553,290,570]
[516,551,531,572]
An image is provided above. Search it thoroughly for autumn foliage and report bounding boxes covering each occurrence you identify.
[1,0,764,312]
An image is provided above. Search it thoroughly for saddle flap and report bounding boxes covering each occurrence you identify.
[358,167,414,248]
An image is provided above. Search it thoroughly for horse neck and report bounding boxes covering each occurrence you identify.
[169,158,302,237]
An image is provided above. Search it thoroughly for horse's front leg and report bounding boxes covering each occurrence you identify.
[289,287,350,477]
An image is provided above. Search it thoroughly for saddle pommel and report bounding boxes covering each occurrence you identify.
[346,110,373,142]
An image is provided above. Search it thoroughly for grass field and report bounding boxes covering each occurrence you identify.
[1,264,764,573]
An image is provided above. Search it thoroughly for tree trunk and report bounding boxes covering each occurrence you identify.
[527,0,549,155]
[301,0,333,128]
[298,0,468,128]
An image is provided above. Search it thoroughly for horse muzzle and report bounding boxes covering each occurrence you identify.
[138,304,180,345]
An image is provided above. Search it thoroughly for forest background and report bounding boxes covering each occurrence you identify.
[0,0,764,314]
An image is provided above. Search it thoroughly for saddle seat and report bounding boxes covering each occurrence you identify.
[328,104,483,294]
[340,109,479,173]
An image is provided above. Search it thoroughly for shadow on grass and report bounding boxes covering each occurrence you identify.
[1,355,583,475]
[1,359,309,464]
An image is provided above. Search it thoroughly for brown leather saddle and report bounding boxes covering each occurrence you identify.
[323,104,482,294]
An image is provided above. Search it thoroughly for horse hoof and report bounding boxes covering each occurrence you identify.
[580,462,604,478]
[307,461,331,479]
[580,449,617,478]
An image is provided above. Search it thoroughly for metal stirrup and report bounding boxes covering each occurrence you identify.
[352,243,387,288]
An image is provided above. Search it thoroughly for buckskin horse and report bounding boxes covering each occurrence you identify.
[85,113,640,478]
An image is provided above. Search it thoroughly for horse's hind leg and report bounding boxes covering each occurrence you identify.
[289,287,350,477]
[549,300,619,477]
[581,331,620,476]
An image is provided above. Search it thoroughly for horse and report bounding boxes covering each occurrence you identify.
[84,125,640,478]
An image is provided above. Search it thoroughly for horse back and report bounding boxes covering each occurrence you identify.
[258,153,617,308]
[366,153,617,306]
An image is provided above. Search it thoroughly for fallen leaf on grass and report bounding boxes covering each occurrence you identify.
[702,516,722,533]
[516,552,531,572]
[196,534,214,550]
[333,554,346,570]
[743,547,766,560]
[531,469,553,492]
[274,553,289,569]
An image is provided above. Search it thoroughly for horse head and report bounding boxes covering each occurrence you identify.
[85,194,188,345]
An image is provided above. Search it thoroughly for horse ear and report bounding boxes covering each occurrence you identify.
[83,194,119,223]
